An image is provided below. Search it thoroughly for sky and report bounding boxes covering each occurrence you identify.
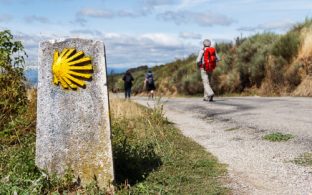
[0,0,312,70]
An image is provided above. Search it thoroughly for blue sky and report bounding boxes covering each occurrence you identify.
[0,0,312,69]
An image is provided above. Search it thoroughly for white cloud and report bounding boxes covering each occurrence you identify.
[141,33,180,46]
[70,29,102,36]
[142,0,177,10]
[158,10,234,26]
[16,31,198,69]
[78,8,114,18]
[117,10,146,18]
[177,0,210,9]
[75,7,148,22]
[98,32,192,67]
[238,20,295,32]
[180,32,202,39]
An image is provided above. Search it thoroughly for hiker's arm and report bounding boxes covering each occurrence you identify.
[196,50,203,68]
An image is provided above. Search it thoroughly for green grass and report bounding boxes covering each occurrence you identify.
[262,132,294,142]
[0,97,229,194]
[0,113,84,194]
[292,152,312,167]
[111,98,229,194]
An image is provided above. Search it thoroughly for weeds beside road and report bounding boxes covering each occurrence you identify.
[0,95,229,194]
[110,98,229,194]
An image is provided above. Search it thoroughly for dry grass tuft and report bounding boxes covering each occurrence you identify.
[299,27,312,58]
[292,76,312,96]
[217,71,240,94]
[110,97,144,119]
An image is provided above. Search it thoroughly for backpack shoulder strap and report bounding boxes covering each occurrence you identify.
[201,48,206,58]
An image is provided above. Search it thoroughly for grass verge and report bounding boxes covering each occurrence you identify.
[262,132,294,142]
[0,96,229,194]
[110,98,229,194]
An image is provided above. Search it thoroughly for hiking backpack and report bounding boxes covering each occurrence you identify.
[125,74,132,83]
[147,74,154,84]
[203,47,217,72]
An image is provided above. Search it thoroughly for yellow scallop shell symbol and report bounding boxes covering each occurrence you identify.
[52,48,93,90]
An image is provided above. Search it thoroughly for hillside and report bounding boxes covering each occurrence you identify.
[109,19,312,97]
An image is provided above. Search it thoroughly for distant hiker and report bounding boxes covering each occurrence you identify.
[145,70,156,99]
[122,70,134,99]
[196,39,220,102]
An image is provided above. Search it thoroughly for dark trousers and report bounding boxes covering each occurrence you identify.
[125,87,131,98]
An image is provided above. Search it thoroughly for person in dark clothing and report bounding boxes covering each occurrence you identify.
[122,70,134,99]
[145,70,156,99]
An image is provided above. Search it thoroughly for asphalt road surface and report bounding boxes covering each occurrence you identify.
[134,96,312,195]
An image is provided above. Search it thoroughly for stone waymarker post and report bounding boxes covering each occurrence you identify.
[36,38,114,188]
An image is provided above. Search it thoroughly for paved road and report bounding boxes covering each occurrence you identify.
[134,96,312,195]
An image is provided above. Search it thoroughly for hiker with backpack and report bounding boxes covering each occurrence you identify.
[145,70,156,99]
[122,70,134,99]
[196,39,220,102]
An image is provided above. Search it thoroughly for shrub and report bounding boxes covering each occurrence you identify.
[0,30,28,130]
[222,51,236,73]
[291,18,312,32]
[266,56,287,86]
[271,31,301,63]
[284,64,302,90]
[178,72,202,95]
[215,42,233,54]
[236,33,278,88]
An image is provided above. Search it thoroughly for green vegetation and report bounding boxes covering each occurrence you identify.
[4,18,312,193]
[0,30,28,131]
[0,29,228,194]
[110,98,229,194]
[292,152,312,167]
[1,96,229,194]
[109,18,312,97]
[262,132,294,142]
[109,55,203,96]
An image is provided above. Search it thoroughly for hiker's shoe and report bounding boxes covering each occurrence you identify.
[209,95,214,102]
[203,98,209,101]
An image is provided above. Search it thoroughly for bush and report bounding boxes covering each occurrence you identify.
[236,33,278,88]
[291,18,312,32]
[215,42,233,54]
[177,72,202,95]
[266,56,287,86]
[271,31,301,63]
[0,30,28,131]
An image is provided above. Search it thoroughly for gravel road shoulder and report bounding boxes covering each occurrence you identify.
[134,96,312,195]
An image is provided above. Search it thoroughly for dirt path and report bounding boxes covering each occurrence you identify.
[134,96,312,195]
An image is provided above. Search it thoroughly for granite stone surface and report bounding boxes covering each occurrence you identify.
[36,38,114,189]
